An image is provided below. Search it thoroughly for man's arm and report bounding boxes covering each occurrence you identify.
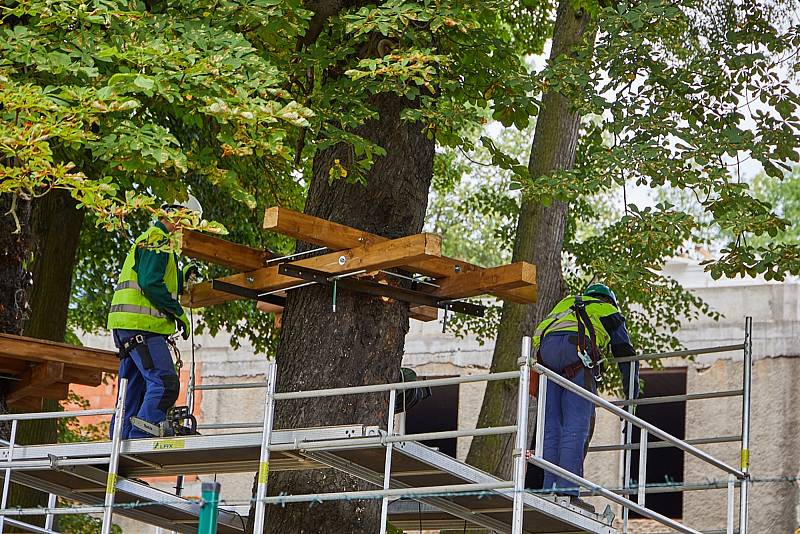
[136,248,185,320]
[599,313,640,398]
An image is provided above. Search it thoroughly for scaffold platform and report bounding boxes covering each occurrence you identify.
[2,425,614,534]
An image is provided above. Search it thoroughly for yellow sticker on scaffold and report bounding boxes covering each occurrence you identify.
[741,448,750,470]
[258,461,270,484]
[106,473,118,495]
[153,439,186,450]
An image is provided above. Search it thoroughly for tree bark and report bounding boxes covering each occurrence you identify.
[7,189,86,524]
[465,0,594,479]
[254,90,434,532]
[0,194,33,426]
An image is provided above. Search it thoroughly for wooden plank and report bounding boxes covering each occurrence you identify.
[264,207,384,249]
[181,230,270,271]
[0,358,31,375]
[186,233,442,308]
[410,306,439,322]
[15,383,70,402]
[0,334,119,373]
[263,206,535,304]
[62,367,104,387]
[432,262,536,300]
[8,397,42,412]
[7,362,64,403]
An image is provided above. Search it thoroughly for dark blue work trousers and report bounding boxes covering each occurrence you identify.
[539,332,595,495]
[111,329,179,439]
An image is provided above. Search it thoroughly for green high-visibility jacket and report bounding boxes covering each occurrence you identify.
[533,295,639,397]
[107,223,185,335]
[533,296,621,350]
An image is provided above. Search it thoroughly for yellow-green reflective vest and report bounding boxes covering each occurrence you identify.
[106,226,178,335]
[532,296,620,349]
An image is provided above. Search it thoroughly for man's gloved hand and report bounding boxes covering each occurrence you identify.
[183,263,201,284]
[176,312,191,340]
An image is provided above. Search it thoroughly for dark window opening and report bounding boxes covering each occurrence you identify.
[630,367,687,519]
[404,379,459,458]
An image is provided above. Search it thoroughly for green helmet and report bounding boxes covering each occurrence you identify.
[584,283,618,307]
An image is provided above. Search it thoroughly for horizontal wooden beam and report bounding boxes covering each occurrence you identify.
[0,334,118,373]
[181,230,271,271]
[9,397,42,412]
[433,262,536,300]
[187,233,442,308]
[20,383,70,401]
[410,305,439,322]
[8,362,64,403]
[63,367,104,387]
[264,206,536,304]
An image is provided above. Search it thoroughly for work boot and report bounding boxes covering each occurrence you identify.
[569,496,596,513]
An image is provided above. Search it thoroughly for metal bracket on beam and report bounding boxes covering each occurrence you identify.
[278,264,485,318]
[210,280,287,307]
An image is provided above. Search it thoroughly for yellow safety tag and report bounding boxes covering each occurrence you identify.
[153,439,186,450]
[258,461,270,484]
[741,448,750,470]
[106,473,117,495]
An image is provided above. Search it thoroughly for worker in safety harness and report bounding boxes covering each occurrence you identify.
[106,195,202,439]
[532,283,639,512]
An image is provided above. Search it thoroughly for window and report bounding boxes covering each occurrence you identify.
[630,367,687,519]
[404,379,459,458]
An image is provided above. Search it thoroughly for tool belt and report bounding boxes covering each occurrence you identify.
[117,332,162,360]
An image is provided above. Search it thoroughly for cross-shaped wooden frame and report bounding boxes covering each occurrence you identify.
[180,207,537,321]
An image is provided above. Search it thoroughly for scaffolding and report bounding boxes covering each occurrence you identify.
[0,320,753,534]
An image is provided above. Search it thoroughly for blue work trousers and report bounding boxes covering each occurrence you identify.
[110,329,179,439]
[539,332,595,495]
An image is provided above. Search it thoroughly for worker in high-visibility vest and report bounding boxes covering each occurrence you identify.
[106,195,202,439]
[532,284,639,512]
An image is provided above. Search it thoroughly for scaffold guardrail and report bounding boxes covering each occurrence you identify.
[0,318,753,534]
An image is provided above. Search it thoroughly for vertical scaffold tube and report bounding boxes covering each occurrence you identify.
[739,316,752,534]
[253,360,278,534]
[102,378,127,534]
[512,336,532,534]
[0,420,18,534]
[622,363,636,534]
[379,389,397,534]
[198,481,221,534]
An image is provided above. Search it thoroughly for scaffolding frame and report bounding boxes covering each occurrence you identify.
[0,320,753,534]
[531,317,753,534]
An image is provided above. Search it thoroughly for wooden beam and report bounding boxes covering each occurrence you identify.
[264,207,384,249]
[187,233,442,308]
[0,358,31,375]
[181,230,270,271]
[410,306,439,322]
[62,367,104,387]
[432,262,536,300]
[7,362,64,403]
[18,383,70,401]
[0,334,119,373]
[9,397,42,412]
[263,206,536,304]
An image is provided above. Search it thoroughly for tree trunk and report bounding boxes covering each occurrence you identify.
[254,91,434,532]
[465,0,594,479]
[7,190,86,524]
[0,193,33,425]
